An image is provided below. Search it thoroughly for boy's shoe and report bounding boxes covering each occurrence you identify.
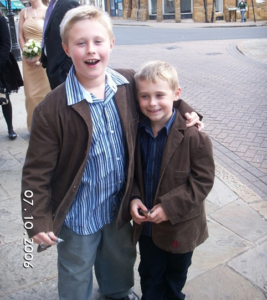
[106,292,140,300]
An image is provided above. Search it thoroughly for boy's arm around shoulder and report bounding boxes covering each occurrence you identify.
[160,128,215,225]
[21,99,60,238]
[174,99,203,121]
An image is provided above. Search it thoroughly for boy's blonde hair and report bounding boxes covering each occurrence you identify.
[134,60,180,91]
[60,5,114,45]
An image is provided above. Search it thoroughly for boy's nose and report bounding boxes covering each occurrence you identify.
[87,42,96,54]
[149,98,157,106]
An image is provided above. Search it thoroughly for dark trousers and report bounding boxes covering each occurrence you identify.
[138,235,193,300]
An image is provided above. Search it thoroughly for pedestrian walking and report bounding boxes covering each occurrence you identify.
[238,0,247,22]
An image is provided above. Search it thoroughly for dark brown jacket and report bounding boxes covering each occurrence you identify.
[21,69,195,251]
[131,110,215,253]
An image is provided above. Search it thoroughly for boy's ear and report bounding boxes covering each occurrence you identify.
[62,43,70,57]
[110,38,115,51]
[174,87,182,101]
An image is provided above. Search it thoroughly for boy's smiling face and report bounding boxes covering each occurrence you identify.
[62,19,114,89]
[137,78,181,130]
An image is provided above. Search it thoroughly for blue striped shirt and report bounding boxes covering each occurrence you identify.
[139,109,176,236]
[64,66,129,235]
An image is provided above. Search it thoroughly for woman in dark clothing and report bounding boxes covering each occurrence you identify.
[0,10,23,139]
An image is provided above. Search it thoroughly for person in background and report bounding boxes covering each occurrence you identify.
[40,0,80,90]
[18,0,51,131]
[130,60,215,300]
[0,10,23,139]
[238,0,247,22]
[21,6,202,300]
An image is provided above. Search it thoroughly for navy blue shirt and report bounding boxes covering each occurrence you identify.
[139,109,177,236]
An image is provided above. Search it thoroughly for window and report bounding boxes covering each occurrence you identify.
[164,0,175,14]
[149,0,157,14]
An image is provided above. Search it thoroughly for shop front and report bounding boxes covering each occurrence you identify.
[123,0,267,22]
[0,0,25,13]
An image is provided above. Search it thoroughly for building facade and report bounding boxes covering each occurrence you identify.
[103,0,267,22]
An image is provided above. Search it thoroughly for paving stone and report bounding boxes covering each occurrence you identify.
[186,217,252,281]
[0,197,24,244]
[228,240,267,292]
[0,240,58,296]
[183,265,266,300]
[210,199,267,242]
[206,177,238,207]
[0,278,58,300]
[0,170,22,198]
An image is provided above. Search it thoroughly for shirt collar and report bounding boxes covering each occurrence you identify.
[140,109,177,136]
[65,66,129,106]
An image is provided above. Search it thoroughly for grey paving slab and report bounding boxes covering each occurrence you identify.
[0,278,58,300]
[186,217,252,281]
[206,177,238,207]
[0,151,21,171]
[228,239,267,292]
[0,170,22,198]
[210,199,267,242]
[205,199,219,214]
[0,197,24,244]
[183,265,266,300]
[0,240,57,297]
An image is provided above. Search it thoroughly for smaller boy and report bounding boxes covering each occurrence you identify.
[130,61,215,300]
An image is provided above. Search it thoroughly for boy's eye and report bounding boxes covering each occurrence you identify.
[95,40,103,44]
[77,41,85,45]
[140,94,148,99]
[156,94,164,98]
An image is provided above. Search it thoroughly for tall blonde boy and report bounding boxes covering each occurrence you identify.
[21,6,202,300]
[130,61,215,300]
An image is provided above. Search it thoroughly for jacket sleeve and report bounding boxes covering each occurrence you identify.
[174,99,203,121]
[160,130,215,225]
[0,17,11,71]
[21,104,60,238]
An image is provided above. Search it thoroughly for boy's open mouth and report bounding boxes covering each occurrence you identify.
[85,59,100,65]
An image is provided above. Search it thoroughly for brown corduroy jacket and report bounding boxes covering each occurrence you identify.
[131,110,215,253]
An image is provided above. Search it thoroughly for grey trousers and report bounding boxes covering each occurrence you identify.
[57,220,136,300]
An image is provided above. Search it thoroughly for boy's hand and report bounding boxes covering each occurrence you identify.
[130,199,150,225]
[146,204,169,224]
[185,112,204,131]
[32,231,57,247]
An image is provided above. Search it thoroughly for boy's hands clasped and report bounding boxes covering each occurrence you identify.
[130,199,169,225]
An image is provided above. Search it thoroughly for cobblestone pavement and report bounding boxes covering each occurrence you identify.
[108,38,267,201]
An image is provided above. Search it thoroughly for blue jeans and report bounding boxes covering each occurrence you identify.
[57,220,136,300]
[241,10,246,22]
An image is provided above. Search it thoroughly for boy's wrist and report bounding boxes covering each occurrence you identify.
[130,196,142,202]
